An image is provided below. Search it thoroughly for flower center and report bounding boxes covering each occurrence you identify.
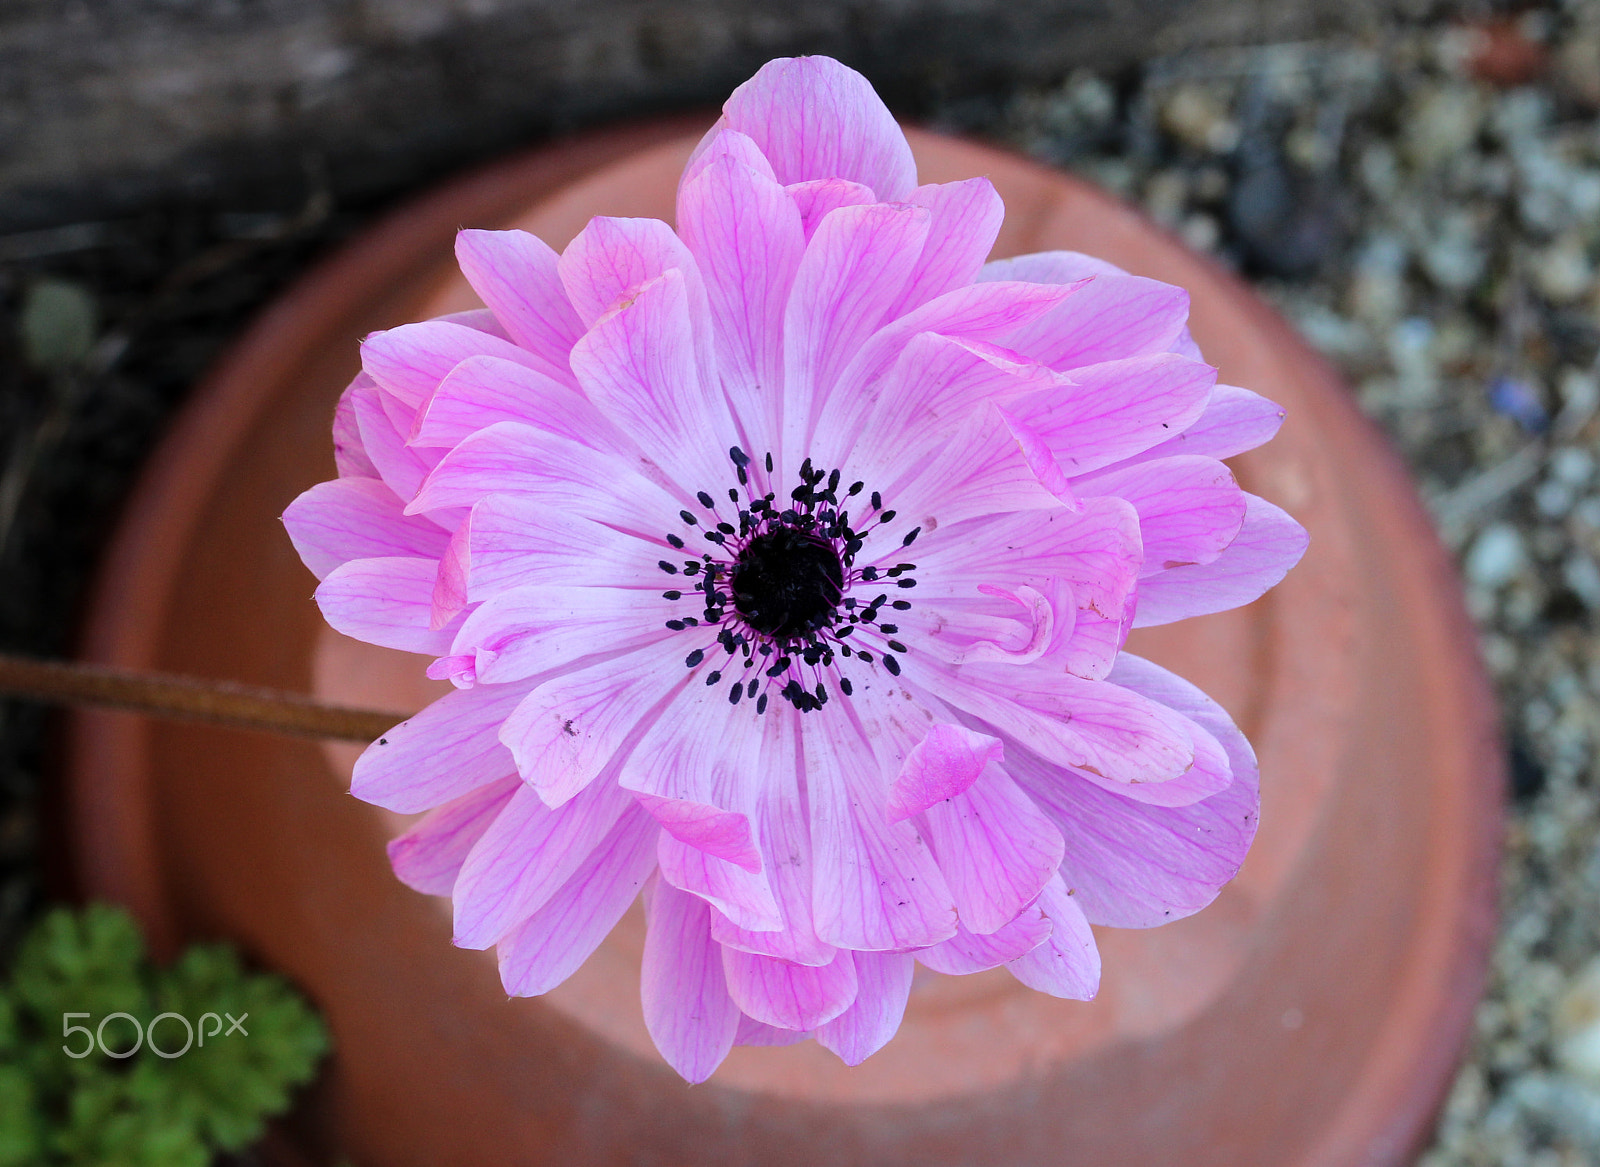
[730,526,843,639]
[656,448,919,714]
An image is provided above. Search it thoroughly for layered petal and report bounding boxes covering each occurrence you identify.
[641,877,740,1083]
[454,229,584,382]
[284,477,449,580]
[1133,494,1309,627]
[715,56,918,200]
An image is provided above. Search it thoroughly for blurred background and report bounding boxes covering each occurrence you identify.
[4,1,1600,1162]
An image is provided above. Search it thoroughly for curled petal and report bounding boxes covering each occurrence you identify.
[642,877,740,1083]
[1006,875,1101,1000]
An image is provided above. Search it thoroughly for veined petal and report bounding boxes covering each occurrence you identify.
[980,252,1191,370]
[937,665,1195,787]
[409,420,680,532]
[408,355,616,450]
[1011,654,1259,928]
[463,493,667,600]
[1133,494,1309,627]
[813,951,914,1066]
[352,681,528,813]
[997,352,1216,479]
[361,320,553,409]
[454,229,583,380]
[641,877,740,1083]
[315,557,460,655]
[570,268,740,495]
[916,905,1051,974]
[677,144,806,458]
[500,637,689,807]
[333,374,379,478]
[496,804,658,996]
[782,202,930,462]
[1106,383,1287,467]
[807,696,957,951]
[888,178,1007,318]
[886,723,1004,823]
[722,947,858,1032]
[658,831,782,932]
[922,761,1064,934]
[386,776,521,895]
[451,584,671,687]
[786,177,876,240]
[284,477,448,580]
[735,1015,813,1046]
[351,384,434,505]
[1075,455,1247,575]
[907,498,1142,628]
[711,708,836,966]
[1005,874,1101,999]
[452,777,634,949]
[716,56,918,200]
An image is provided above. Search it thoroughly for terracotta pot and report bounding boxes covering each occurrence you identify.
[65,121,1503,1166]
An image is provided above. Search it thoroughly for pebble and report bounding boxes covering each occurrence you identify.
[1160,86,1239,154]
[18,278,97,371]
[1466,523,1528,588]
[1531,236,1595,303]
[1557,958,1600,1082]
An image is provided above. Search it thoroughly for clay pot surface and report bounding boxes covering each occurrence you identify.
[67,121,1503,1166]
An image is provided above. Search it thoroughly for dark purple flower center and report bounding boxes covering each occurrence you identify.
[730,526,843,639]
[656,447,920,714]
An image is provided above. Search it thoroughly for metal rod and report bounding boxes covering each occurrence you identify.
[0,652,408,742]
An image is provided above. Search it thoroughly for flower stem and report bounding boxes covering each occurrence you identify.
[0,652,406,741]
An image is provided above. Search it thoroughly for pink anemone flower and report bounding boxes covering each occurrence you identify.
[284,55,1308,1082]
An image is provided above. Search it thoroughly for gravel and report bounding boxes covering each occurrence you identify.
[4,3,1600,1161]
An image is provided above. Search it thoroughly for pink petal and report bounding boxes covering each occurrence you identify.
[451,777,634,949]
[782,202,930,453]
[636,792,759,872]
[1132,493,1309,627]
[658,831,782,933]
[454,229,583,380]
[1010,653,1259,928]
[814,950,914,1065]
[496,803,658,996]
[1005,875,1100,1000]
[935,665,1195,787]
[1109,383,1287,467]
[922,762,1064,934]
[722,947,858,1032]
[1075,454,1247,575]
[717,56,918,200]
[1054,596,1135,681]
[893,581,1068,669]
[675,146,806,459]
[641,877,740,1083]
[997,352,1216,480]
[451,584,671,687]
[569,267,740,494]
[351,384,434,504]
[283,477,448,581]
[680,126,778,190]
[618,665,767,829]
[887,178,1006,318]
[332,374,379,478]
[315,556,460,655]
[886,723,1004,823]
[735,1015,813,1046]
[360,320,552,409]
[786,177,876,240]
[710,709,836,966]
[499,638,688,807]
[429,517,470,629]
[980,251,1191,370]
[916,905,1051,974]
[462,493,666,600]
[351,681,528,813]
[386,776,521,895]
[907,498,1141,632]
[830,279,1082,413]
[408,420,678,530]
[408,355,615,450]
[807,705,958,951]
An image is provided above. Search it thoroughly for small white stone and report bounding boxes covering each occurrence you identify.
[1465,523,1527,589]
[1552,447,1596,487]
[1557,957,1600,1087]
[1532,236,1595,304]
